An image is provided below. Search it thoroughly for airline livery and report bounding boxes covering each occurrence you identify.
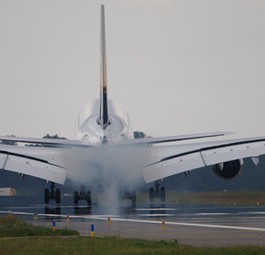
[1,5,265,205]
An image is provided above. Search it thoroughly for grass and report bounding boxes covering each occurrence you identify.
[1,215,265,255]
[1,237,265,255]
[0,214,79,237]
[169,191,265,206]
[137,191,265,206]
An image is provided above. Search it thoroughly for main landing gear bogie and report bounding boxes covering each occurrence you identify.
[43,184,92,207]
[44,183,61,204]
[74,186,92,207]
[149,181,166,203]
[43,184,139,209]
[74,191,92,206]
[121,190,137,208]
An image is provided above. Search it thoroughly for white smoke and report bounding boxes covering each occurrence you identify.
[62,144,151,213]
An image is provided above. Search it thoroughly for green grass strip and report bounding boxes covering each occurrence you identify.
[1,237,265,255]
[1,215,265,255]
[0,214,78,237]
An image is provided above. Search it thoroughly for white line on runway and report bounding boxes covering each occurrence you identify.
[88,216,265,232]
[2,210,265,232]
[135,208,177,211]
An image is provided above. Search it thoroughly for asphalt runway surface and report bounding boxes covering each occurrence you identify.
[1,197,265,246]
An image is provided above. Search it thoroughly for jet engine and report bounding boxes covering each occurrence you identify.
[213,159,243,180]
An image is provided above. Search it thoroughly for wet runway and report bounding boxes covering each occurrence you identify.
[1,197,265,246]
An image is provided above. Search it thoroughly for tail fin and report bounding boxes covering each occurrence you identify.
[97,4,110,129]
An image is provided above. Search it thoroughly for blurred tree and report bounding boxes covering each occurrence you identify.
[43,134,66,139]
[1,135,17,145]
[133,131,146,139]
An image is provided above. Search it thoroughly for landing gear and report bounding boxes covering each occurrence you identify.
[149,181,166,215]
[74,185,91,207]
[149,181,166,203]
[121,190,137,208]
[44,182,61,204]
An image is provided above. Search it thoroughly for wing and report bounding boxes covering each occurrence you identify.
[0,143,69,185]
[1,134,265,186]
[143,136,265,183]
[0,136,91,184]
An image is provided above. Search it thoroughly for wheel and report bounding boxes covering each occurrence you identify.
[160,187,166,202]
[131,191,136,208]
[44,189,49,204]
[86,191,92,206]
[55,207,61,215]
[80,190,86,199]
[74,191,79,205]
[55,189,61,204]
[149,187,155,202]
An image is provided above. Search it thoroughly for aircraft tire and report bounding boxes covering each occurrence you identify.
[44,188,49,204]
[86,191,92,206]
[160,187,166,202]
[149,187,155,202]
[55,189,61,204]
[74,191,79,205]
[131,190,136,208]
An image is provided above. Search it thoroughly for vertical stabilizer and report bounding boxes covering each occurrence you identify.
[98,4,110,129]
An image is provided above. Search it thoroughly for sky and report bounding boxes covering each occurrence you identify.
[0,0,264,140]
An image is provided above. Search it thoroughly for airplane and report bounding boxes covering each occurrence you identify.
[0,4,265,206]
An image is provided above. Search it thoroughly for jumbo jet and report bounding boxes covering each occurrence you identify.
[0,5,265,206]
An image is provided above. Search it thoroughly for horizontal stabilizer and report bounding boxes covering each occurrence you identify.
[120,131,234,146]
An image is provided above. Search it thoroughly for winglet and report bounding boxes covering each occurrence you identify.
[97,4,110,129]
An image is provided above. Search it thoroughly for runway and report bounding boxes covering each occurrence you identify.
[1,197,265,246]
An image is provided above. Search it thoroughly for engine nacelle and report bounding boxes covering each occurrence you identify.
[213,159,243,180]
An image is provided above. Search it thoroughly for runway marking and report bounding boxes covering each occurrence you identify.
[87,216,265,232]
[135,208,177,211]
[138,214,175,217]
[2,210,265,232]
